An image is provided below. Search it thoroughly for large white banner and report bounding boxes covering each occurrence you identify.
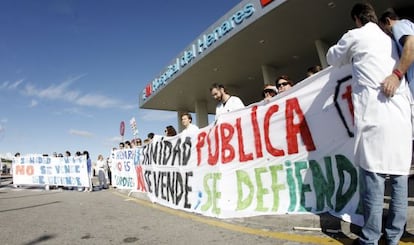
[13,155,90,187]
[113,65,363,225]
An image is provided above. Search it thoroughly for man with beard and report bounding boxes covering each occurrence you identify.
[210,83,245,120]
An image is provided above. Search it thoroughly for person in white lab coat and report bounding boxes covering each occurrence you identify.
[210,83,245,120]
[181,112,199,135]
[326,3,412,245]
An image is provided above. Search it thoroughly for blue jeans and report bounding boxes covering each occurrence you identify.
[359,168,408,245]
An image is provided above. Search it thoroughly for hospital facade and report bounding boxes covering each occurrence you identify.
[139,0,414,132]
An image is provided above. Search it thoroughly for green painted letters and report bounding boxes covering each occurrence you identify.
[201,172,222,214]
[309,157,334,211]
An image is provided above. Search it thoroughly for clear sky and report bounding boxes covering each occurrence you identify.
[0,0,241,160]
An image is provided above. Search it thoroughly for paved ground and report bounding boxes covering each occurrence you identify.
[1,174,414,244]
[121,175,414,244]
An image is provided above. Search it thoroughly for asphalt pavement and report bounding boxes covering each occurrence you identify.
[123,175,414,244]
[1,174,414,244]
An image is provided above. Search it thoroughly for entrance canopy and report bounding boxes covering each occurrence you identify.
[139,0,413,120]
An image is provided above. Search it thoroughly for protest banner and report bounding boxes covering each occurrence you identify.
[112,65,364,225]
[110,149,138,190]
[130,117,139,138]
[13,155,89,187]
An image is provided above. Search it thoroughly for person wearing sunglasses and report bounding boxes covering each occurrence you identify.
[262,84,277,102]
[275,75,293,93]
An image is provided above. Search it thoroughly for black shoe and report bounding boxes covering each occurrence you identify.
[352,238,361,245]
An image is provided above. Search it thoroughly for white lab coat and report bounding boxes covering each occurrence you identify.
[181,123,199,136]
[327,22,412,175]
[215,96,245,120]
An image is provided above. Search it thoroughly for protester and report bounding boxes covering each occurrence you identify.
[132,138,142,147]
[379,11,414,95]
[96,154,107,190]
[142,132,155,144]
[181,112,199,134]
[165,125,177,137]
[10,152,20,185]
[210,83,245,119]
[306,65,323,77]
[326,3,412,244]
[83,150,93,192]
[63,150,73,190]
[262,84,277,102]
[107,155,113,186]
[275,75,293,93]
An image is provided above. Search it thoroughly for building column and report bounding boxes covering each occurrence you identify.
[195,100,208,128]
[315,39,329,68]
[177,111,185,133]
[261,65,278,84]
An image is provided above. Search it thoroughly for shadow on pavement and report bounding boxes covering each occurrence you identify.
[0,201,61,213]
[23,234,56,245]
